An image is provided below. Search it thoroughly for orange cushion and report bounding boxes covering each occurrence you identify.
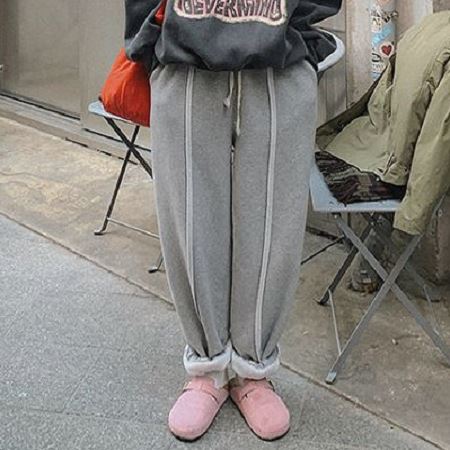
[99,1,166,127]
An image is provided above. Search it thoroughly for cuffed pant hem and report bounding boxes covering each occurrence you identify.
[183,340,232,377]
[230,345,280,380]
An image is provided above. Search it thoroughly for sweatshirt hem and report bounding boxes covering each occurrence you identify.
[317,30,346,73]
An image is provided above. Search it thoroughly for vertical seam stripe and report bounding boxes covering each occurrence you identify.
[255,67,277,361]
[185,66,200,318]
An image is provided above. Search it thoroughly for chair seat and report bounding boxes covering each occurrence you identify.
[88,101,137,126]
[309,162,400,214]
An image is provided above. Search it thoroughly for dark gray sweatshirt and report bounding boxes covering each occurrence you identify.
[124,0,343,72]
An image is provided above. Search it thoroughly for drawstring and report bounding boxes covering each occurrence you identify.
[254,67,277,361]
[236,71,242,137]
[223,71,243,137]
[223,72,235,108]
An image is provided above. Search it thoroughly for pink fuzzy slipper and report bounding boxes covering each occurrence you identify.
[168,376,229,441]
[229,378,290,441]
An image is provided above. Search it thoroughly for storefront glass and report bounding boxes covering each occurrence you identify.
[1,0,80,116]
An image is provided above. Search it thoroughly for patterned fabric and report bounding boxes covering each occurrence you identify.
[315,150,405,204]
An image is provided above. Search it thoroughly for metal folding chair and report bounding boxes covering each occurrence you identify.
[309,162,450,384]
[88,101,163,273]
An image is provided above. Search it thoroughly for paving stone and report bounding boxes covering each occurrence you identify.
[3,290,179,351]
[0,217,141,297]
[0,408,172,450]
[0,216,43,243]
[98,293,183,352]
[65,348,185,425]
[0,408,61,450]
[291,385,437,450]
[169,431,279,449]
[0,341,101,412]
[0,303,22,340]
[2,118,449,447]
[54,415,172,450]
[0,202,440,449]
[168,430,366,450]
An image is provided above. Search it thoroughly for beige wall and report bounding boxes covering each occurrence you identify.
[345,0,434,104]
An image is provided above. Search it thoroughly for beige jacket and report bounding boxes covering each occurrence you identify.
[317,12,450,235]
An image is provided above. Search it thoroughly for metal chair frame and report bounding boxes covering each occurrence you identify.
[88,101,164,273]
[309,163,450,384]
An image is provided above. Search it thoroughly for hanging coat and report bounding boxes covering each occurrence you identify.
[317,12,450,235]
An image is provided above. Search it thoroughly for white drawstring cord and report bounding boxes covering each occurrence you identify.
[223,71,235,108]
[223,71,243,137]
[236,71,242,137]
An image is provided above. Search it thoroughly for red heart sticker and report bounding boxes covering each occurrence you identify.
[381,44,393,56]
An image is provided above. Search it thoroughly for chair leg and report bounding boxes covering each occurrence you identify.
[328,216,450,384]
[362,213,440,302]
[94,148,132,236]
[105,118,153,178]
[149,252,164,273]
[358,224,450,365]
[95,123,141,236]
[361,245,450,366]
[318,222,371,305]
[325,216,421,384]
[325,287,390,384]
[99,119,164,273]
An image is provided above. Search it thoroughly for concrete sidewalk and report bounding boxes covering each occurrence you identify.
[1,117,449,449]
[0,215,437,449]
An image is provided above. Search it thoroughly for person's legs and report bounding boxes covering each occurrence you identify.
[150,64,234,378]
[150,59,318,440]
[228,60,318,440]
[229,60,318,377]
[150,64,234,439]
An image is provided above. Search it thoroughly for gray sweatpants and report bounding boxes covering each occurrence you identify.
[149,61,317,383]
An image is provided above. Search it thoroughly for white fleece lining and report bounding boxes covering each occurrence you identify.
[231,345,280,379]
[183,341,232,376]
[236,71,243,137]
[317,30,346,74]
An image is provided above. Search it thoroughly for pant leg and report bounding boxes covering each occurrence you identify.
[230,61,318,379]
[150,64,234,378]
